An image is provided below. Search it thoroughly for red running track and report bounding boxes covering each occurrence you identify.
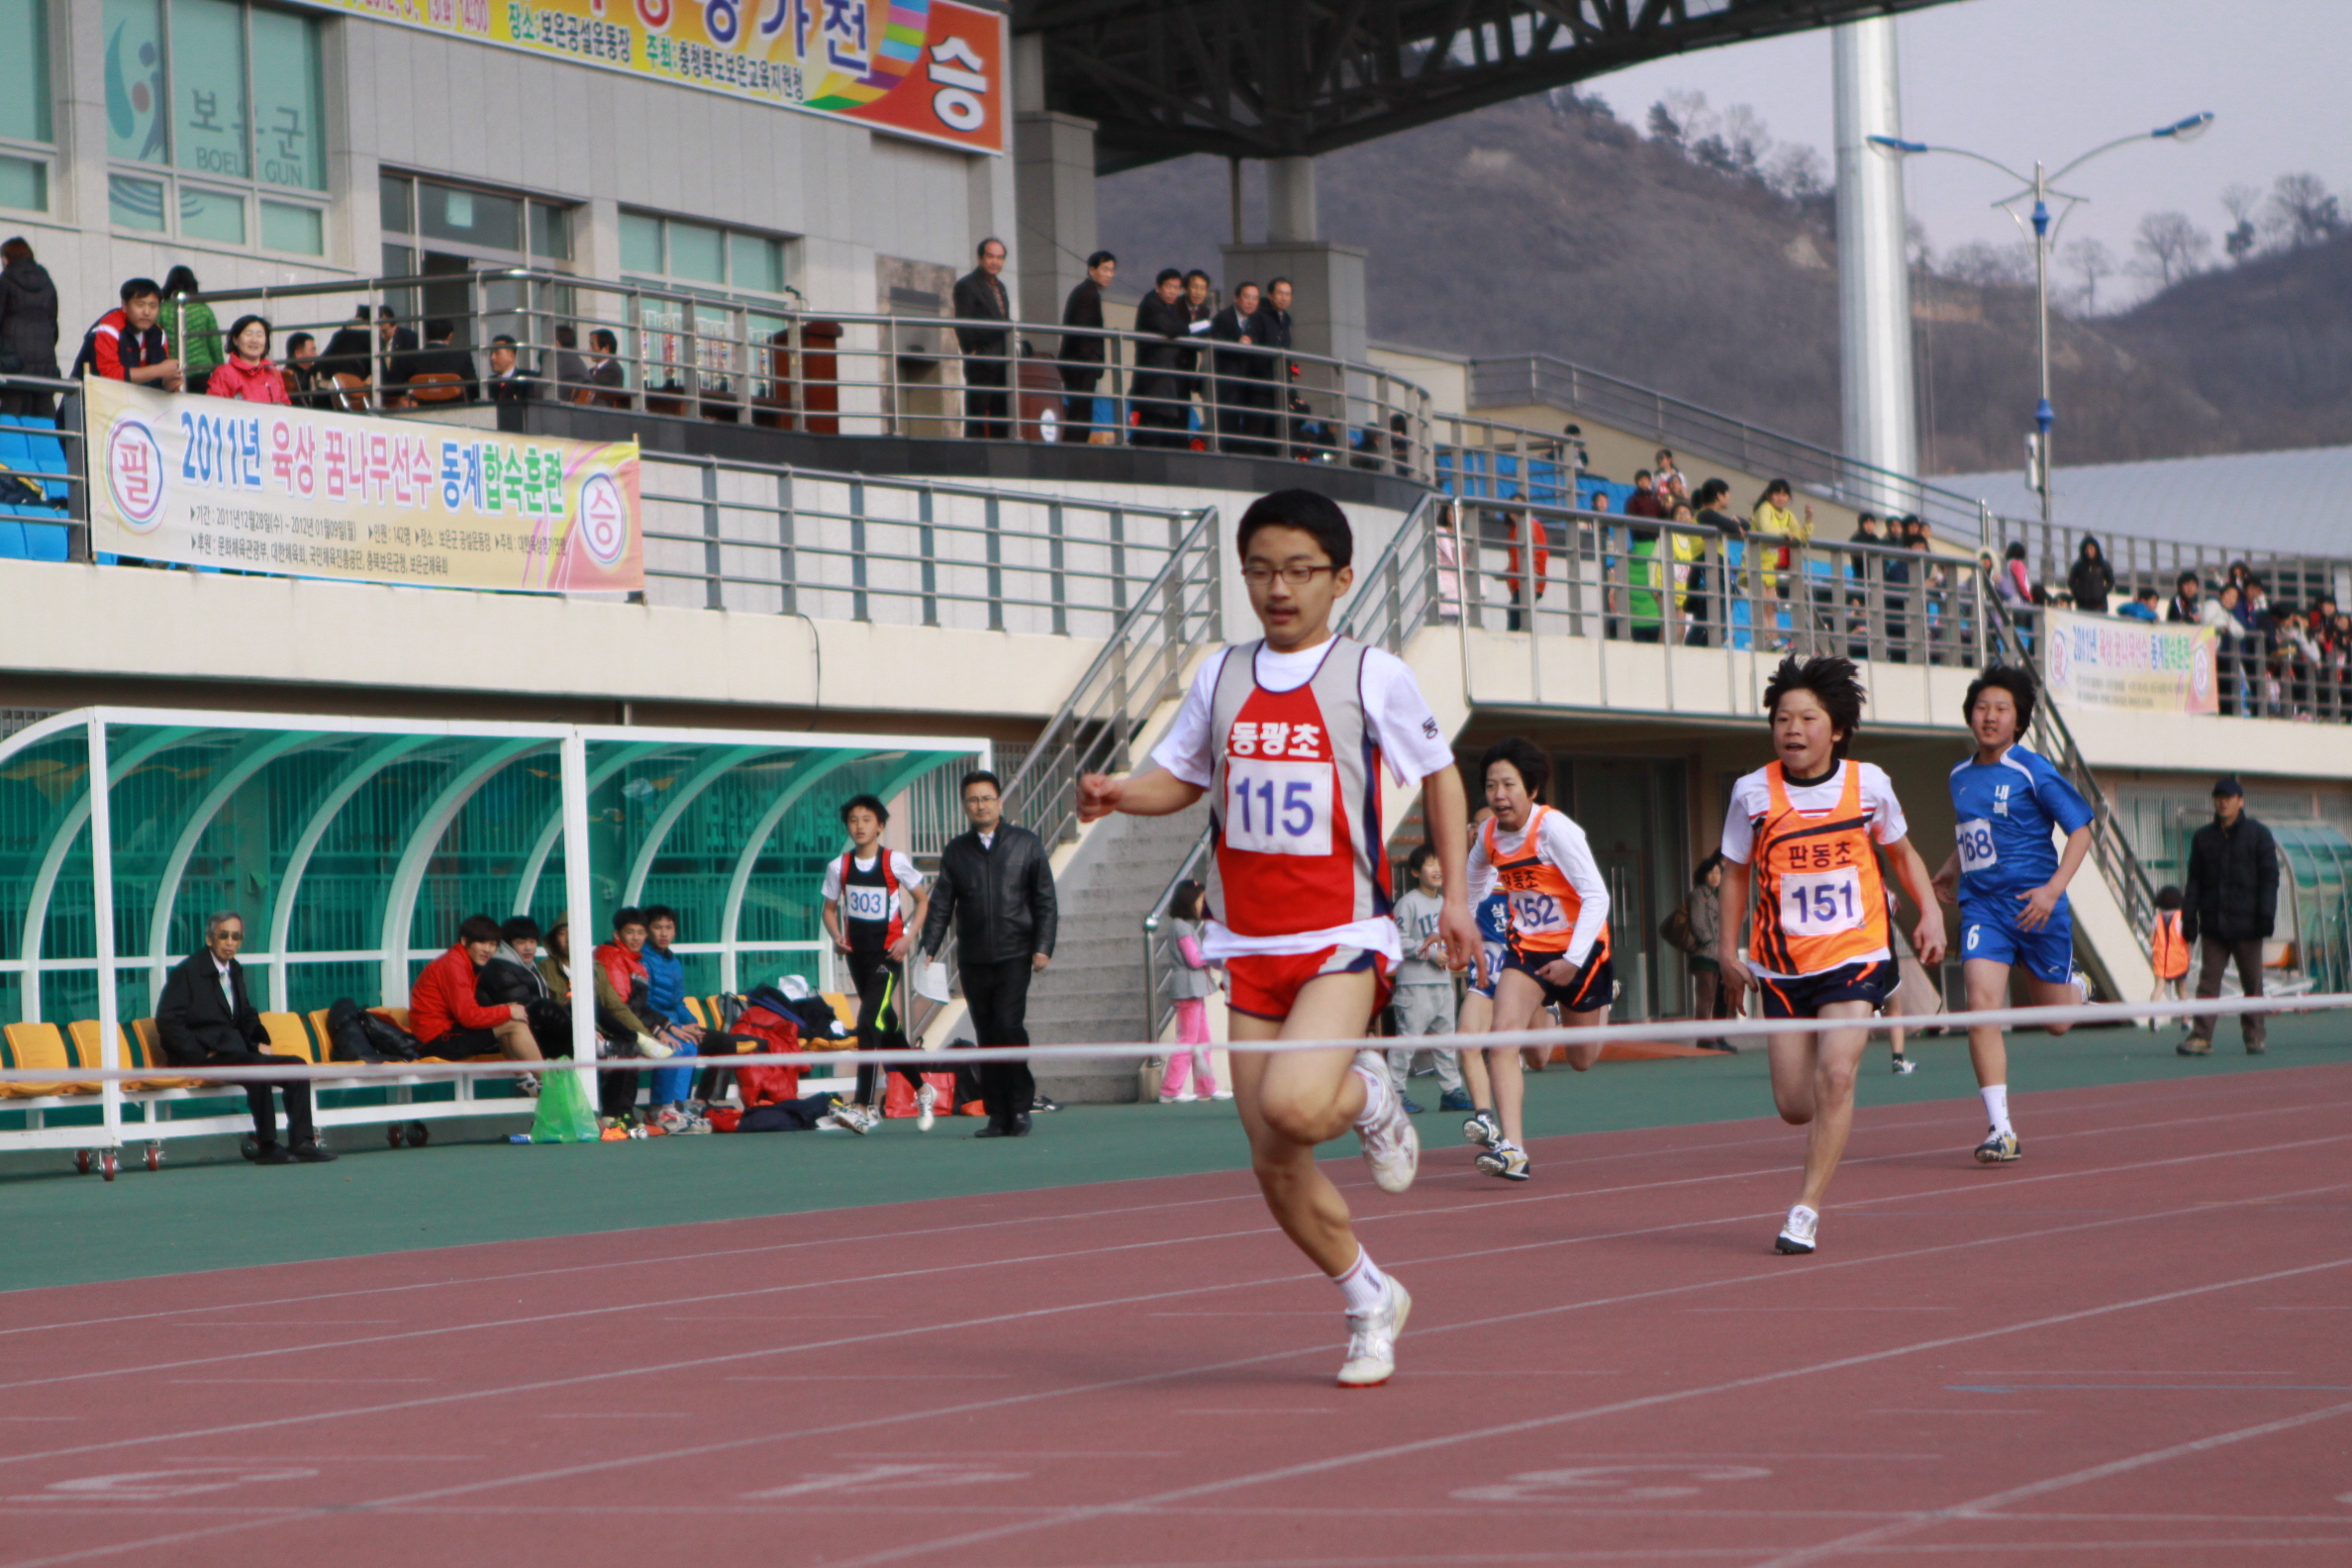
[2,1066,2350,1567]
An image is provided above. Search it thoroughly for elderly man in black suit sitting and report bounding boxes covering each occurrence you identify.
[155,912,336,1164]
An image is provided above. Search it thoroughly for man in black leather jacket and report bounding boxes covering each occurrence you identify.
[920,770,1057,1135]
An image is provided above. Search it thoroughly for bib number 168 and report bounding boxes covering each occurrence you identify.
[1225,759,1333,856]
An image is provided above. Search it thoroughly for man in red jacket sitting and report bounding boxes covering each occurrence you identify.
[410,914,543,1093]
[70,277,184,389]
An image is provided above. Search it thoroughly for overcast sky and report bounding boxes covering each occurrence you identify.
[1589,0,2352,306]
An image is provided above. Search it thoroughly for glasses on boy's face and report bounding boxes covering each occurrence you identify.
[1242,563,1338,587]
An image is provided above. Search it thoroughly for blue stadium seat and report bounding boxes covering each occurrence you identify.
[0,416,74,559]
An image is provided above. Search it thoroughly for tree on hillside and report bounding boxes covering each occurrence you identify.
[2060,238,2116,316]
[2268,173,2345,248]
[1944,240,2034,288]
[2131,212,2211,288]
[2219,182,2262,262]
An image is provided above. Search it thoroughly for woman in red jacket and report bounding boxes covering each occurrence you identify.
[207,315,292,406]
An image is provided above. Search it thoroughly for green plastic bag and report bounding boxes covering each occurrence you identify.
[530,1066,601,1143]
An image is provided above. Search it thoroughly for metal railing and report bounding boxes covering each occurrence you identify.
[1433,497,2002,666]
[1986,518,2349,625]
[173,270,1438,482]
[634,453,1205,636]
[1339,492,1452,655]
[1457,357,1995,535]
[0,375,89,559]
[997,506,1224,853]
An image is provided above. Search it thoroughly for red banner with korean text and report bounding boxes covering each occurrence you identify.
[85,378,643,594]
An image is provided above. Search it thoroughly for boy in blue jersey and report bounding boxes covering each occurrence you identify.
[1930,666,2095,1165]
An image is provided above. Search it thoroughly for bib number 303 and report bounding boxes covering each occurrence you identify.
[1780,867,1865,934]
[1225,758,1333,856]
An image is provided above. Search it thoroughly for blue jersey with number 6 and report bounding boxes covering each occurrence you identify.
[1947,743,2095,923]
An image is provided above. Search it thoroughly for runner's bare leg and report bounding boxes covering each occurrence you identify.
[1766,999,1875,1211]
[1227,970,1380,1277]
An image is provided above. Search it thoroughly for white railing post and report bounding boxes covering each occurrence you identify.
[560,731,597,1075]
[87,714,121,1155]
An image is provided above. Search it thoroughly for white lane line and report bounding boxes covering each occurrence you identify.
[2,1181,2341,1568]
[0,1127,2342,1410]
[1,1066,2319,1335]
[11,1125,2344,1397]
[1742,1396,2352,1567]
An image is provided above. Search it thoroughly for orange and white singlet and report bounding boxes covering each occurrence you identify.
[1744,760,1894,977]
[1472,805,1611,965]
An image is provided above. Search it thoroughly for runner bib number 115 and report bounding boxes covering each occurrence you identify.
[1225,758,1333,856]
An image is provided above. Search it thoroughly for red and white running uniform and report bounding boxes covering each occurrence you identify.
[1151,636,1455,1017]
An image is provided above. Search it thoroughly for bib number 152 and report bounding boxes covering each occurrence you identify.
[1225,759,1333,856]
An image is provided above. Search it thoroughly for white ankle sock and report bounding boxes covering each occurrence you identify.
[1981,1084,2012,1137]
[1351,1061,1393,1129]
[1331,1247,1388,1315]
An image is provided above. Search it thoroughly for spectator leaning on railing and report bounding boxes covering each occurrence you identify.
[1132,269,1191,448]
[70,277,181,390]
[206,316,290,405]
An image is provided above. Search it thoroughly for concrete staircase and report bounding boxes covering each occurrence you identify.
[1024,798,1214,1102]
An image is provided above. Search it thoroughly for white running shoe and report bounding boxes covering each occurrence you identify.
[1211,1088,1233,1101]
[1473,1139,1530,1181]
[1462,1109,1501,1147]
[1352,1050,1420,1195]
[1173,1087,1199,1103]
[1891,1056,1917,1075]
[1776,1205,1819,1255]
[915,1082,936,1131]
[1336,1276,1413,1388]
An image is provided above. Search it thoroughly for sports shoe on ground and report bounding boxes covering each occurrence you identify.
[1030,1094,1061,1113]
[1352,1050,1420,1195]
[1336,1276,1413,1389]
[2245,1040,2267,1055]
[1400,1096,1425,1116]
[1437,1088,1474,1113]
[916,1082,936,1130]
[1776,1205,1818,1254]
[1171,1088,1199,1103]
[1891,1055,1917,1075]
[823,1097,873,1135]
[2176,1038,2212,1056]
[1462,1109,1500,1147]
[654,1107,692,1135]
[1973,1127,2021,1164]
[1210,1089,1233,1100]
[1474,1139,1530,1181]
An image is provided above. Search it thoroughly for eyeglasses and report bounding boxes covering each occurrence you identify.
[1241,563,1339,587]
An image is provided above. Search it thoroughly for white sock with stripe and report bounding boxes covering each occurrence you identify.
[1981,1084,2012,1138]
[1330,1247,1388,1315]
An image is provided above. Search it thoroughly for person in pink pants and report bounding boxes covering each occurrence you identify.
[1161,880,1225,1100]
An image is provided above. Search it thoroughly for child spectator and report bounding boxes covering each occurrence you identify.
[593,908,677,1126]
[1159,879,1223,1102]
[2151,886,2191,1027]
[206,316,290,405]
[1388,844,1468,1112]
[2117,586,2161,622]
[637,905,710,1133]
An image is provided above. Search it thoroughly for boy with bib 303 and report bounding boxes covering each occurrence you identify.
[1716,655,1945,1256]
[1078,489,1479,1388]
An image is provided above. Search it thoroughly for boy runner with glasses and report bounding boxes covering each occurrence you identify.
[1717,655,1945,1255]
[1080,488,1478,1387]
[1929,665,2095,1164]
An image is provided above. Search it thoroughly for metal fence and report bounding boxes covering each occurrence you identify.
[170,270,1438,482]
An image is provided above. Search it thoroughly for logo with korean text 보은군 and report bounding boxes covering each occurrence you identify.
[576,471,629,566]
[104,410,168,531]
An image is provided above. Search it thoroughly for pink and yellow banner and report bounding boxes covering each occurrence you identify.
[314,0,1005,152]
[2042,607,2219,715]
[86,378,643,594]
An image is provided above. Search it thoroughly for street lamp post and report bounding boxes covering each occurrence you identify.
[1870,113,2213,533]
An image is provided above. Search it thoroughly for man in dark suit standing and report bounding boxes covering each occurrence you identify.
[1057,249,1116,441]
[952,237,1013,439]
[1254,278,1297,452]
[155,912,335,1163]
[1209,280,1271,454]
[919,771,1057,1137]
[394,319,480,402]
[1131,268,1191,449]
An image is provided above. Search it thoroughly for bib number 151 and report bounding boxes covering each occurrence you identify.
[1225,759,1333,856]
[1780,867,1865,934]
